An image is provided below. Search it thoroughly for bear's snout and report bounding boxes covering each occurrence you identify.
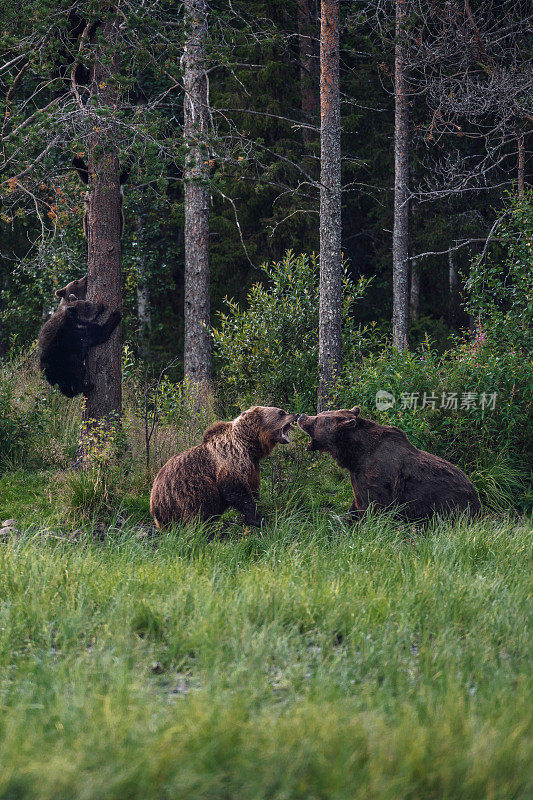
[298,413,315,433]
[297,414,319,450]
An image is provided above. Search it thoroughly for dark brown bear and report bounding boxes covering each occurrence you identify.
[38,299,121,397]
[55,275,87,307]
[150,406,299,528]
[298,407,481,521]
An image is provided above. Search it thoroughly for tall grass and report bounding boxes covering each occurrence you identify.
[0,508,531,799]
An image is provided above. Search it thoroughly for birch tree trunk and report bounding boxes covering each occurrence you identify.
[392,0,409,351]
[317,0,342,411]
[135,214,151,359]
[516,127,525,198]
[409,257,419,322]
[183,0,211,398]
[298,0,320,147]
[82,13,123,436]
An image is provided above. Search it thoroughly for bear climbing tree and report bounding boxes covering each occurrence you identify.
[77,11,124,452]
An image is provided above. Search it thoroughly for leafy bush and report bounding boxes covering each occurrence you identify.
[0,350,82,472]
[213,251,369,411]
[212,246,532,509]
[466,191,533,351]
[339,333,532,508]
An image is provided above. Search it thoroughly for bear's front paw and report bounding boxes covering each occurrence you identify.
[246,516,264,528]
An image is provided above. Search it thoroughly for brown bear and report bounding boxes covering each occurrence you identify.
[55,275,87,307]
[150,406,299,529]
[298,407,481,521]
[38,299,121,398]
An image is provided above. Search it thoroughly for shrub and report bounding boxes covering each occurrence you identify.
[0,349,81,472]
[339,333,532,509]
[212,247,531,510]
[213,251,369,411]
[466,191,533,351]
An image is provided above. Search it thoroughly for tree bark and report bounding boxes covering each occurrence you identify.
[516,127,525,198]
[135,214,151,359]
[183,0,211,397]
[409,257,419,321]
[82,13,123,434]
[318,0,342,412]
[392,0,409,351]
[297,0,320,147]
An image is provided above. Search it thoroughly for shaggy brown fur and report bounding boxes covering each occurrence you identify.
[150,406,299,528]
[38,299,121,397]
[55,275,87,307]
[299,407,481,522]
[202,421,232,443]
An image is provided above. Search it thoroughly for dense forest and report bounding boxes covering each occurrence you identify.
[1,0,530,356]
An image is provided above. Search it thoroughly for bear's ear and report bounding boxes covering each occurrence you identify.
[119,163,131,185]
[339,416,358,429]
[55,288,66,298]
[350,406,361,417]
[72,156,89,185]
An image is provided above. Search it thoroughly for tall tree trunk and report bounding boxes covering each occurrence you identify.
[392,0,409,351]
[448,245,458,327]
[82,14,123,433]
[318,0,342,412]
[183,0,211,397]
[135,214,151,359]
[516,127,525,198]
[409,257,419,321]
[297,0,320,147]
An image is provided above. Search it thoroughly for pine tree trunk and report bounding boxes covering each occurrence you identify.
[409,257,419,321]
[82,14,123,440]
[298,0,320,147]
[318,0,342,412]
[183,0,211,398]
[392,0,409,351]
[135,214,151,359]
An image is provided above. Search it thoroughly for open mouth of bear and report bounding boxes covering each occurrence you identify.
[279,420,296,443]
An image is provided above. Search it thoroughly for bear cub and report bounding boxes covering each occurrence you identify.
[38,291,121,398]
[299,407,481,521]
[55,274,88,306]
[150,406,299,529]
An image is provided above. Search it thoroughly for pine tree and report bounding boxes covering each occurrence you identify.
[183,0,212,399]
[318,0,342,410]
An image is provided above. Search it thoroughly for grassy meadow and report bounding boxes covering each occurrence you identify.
[0,452,531,799]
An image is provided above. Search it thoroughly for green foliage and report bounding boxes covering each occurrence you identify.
[0,350,80,473]
[466,192,533,350]
[213,251,531,509]
[339,333,532,508]
[213,251,369,410]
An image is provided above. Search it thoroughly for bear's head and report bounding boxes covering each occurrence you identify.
[55,275,88,307]
[234,406,299,456]
[298,407,361,452]
[65,299,104,323]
